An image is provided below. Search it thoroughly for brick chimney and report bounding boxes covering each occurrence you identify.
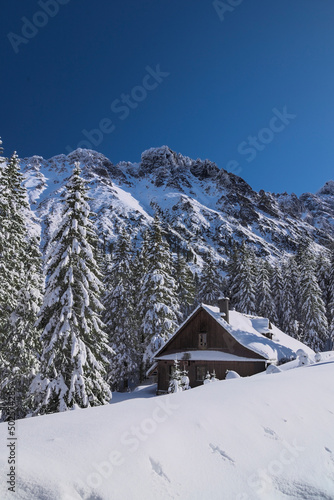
[218,297,230,324]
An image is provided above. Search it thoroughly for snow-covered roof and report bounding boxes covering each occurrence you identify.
[202,304,315,362]
[154,303,315,362]
[156,351,265,363]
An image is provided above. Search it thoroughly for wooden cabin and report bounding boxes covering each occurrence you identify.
[149,298,313,394]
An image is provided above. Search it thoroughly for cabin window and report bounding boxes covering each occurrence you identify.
[196,366,207,381]
[198,333,207,349]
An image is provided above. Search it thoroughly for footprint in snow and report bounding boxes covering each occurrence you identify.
[323,448,334,480]
[209,443,235,464]
[149,457,170,483]
[325,447,334,465]
[263,427,280,440]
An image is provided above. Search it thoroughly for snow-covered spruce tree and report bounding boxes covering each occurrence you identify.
[0,150,43,420]
[174,252,196,320]
[197,249,224,305]
[256,260,277,322]
[326,251,334,350]
[226,242,239,296]
[270,262,284,327]
[280,256,301,339]
[129,229,151,381]
[298,247,328,351]
[315,252,330,312]
[0,152,27,325]
[32,163,111,414]
[0,140,7,328]
[3,236,44,420]
[180,365,190,390]
[228,241,257,315]
[138,214,179,376]
[103,227,139,390]
[168,358,183,393]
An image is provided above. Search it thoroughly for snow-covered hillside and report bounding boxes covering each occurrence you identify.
[19,146,334,264]
[1,356,334,500]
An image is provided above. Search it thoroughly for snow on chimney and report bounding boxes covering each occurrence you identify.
[218,297,229,324]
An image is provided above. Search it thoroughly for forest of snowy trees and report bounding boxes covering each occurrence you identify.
[0,138,333,420]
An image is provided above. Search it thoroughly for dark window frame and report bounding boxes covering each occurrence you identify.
[196,366,207,381]
[198,333,207,349]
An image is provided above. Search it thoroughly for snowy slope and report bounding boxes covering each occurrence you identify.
[1,357,334,500]
[19,146,334,265]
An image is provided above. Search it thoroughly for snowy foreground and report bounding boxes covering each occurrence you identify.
[1,358,334,500]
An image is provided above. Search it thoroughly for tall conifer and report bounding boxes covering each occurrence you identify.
[0,149,43,419]
[138,214,179,374]
[299,247,328,351]
[228,242,257,314]
[197,250,223,305]
[103,227,139,390]
[32,163,111,414]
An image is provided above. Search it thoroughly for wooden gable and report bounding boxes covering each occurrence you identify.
[156,306,265,360]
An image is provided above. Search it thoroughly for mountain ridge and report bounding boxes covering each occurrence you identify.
[18,146,334,266]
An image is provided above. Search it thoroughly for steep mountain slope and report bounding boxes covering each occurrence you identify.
[20,145,334,265]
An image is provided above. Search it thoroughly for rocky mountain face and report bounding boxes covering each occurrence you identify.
[20,145,334,265]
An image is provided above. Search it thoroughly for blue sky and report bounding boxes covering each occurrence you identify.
[1,0,334,195]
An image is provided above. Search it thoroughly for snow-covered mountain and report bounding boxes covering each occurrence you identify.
[20,145,334,263]
[1,353,333,499]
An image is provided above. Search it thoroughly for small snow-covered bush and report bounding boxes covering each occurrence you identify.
[315,352,322,363]
[266,364,282,375]
[296,349,312,366]
[203,370,220,385]
[203,371,212,385]
[225,370,240,380]
[181,374,190,391]
[168,359,190,393]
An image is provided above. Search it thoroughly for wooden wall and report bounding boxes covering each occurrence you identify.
[157,359,266,393]
[160,308,264,360]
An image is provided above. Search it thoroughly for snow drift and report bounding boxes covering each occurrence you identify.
[1,356,334,499]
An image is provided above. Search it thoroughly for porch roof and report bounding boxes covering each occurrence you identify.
[156,350,266,363]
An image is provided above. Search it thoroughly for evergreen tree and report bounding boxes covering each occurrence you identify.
[326,251,334,350]
[32,163,111,414]
[316,252,330,312]
[299,247,328,351]
[168,358,189,392]
[228,242,257,314]
[103,227,139,390]
[0,152,27,322]
[174,252,196,320]
[3,236,44,419]
[226,242,239,297]
[0,150,43,420]
[197,250,223,305]
[129,230,150,380]
[168,358,183,393]
[0,140,6,378]
[138,214,179,375]
[270,262,284,326]
[281,256,301,339]
[180,364,191,390]
[256,260,277,321]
